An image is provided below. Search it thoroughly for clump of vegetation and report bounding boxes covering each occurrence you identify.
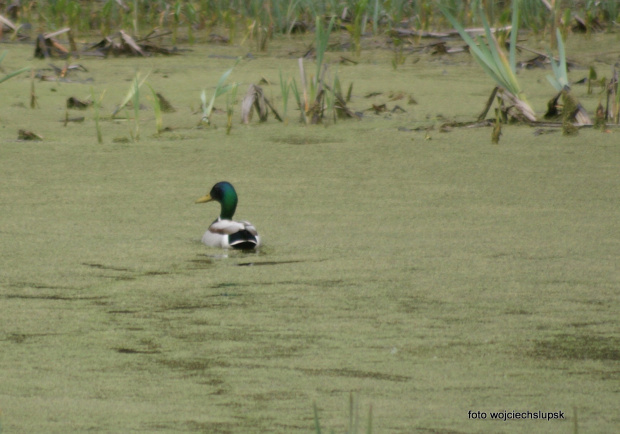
[440,1,537,123]
[288,16,358,125]
[545,29,591,131]
[390,36,406,70]
[111,72,149,141]
[343,0,370,58]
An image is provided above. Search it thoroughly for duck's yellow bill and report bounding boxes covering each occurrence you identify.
[195,194,213,203]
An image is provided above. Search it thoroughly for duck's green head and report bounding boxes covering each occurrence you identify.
[195,181,238,220]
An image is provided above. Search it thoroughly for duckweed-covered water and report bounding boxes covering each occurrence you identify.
[0,34,619,432]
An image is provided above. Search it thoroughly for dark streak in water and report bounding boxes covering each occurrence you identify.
[3,294,106,301]
[5,332,59,343]
[82,262,131,272]
[236,260,303,267]
[531,334,620,361]
[188,258,214,268]
[8,282,75,290]
[115,347,161,354]
[97,275,136,281]
[299,367,410,382]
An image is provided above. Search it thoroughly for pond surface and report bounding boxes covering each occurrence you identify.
[0,33,619,432]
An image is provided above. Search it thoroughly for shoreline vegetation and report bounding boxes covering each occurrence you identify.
[2,1,619,138]
[1,0,618,42]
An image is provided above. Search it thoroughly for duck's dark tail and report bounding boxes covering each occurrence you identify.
[229,230,259,250]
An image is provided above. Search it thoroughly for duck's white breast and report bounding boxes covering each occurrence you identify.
[202,230,229,248]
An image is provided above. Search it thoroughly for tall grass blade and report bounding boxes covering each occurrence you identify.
[439,4,535,122]
[201,61,238,125]
[132,75,140,141]
[30,68,37,109]
[439,7,502,80]
[546,29,569,91]
[615,70,620,124]
[315,15,335,84]
[366,404,373,434]
[279,69,290,123]
[147,84,163,134]
[439,5,521,96]
[372,0,380,35]
[349,0,369,57]
[481,13,520,95]
[91,87,105,144]
[346,82,353,103]
[509,0,519,74]
[557,28,567,83]
[0,66,30,84]
[200,89,208,120]
[226,82,238,134]
[349,391,356,433]
[132,0,139,36]
[298,57,309,113]
[113,71,150,118]
[313,402,322,434]
[290,78,307,124]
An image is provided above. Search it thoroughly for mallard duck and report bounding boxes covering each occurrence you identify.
[195,181,261,250]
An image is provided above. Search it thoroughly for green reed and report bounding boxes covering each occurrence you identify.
[91,87,106,144]
[0,51,30,85]
[147,84,163,135]
[226,82,239,134]
[290,77,307,124]
[346,0,369,58]
[279,69,291,124]
[200,62,237,126]
[313,393,373,434]
[131,75,141,141]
